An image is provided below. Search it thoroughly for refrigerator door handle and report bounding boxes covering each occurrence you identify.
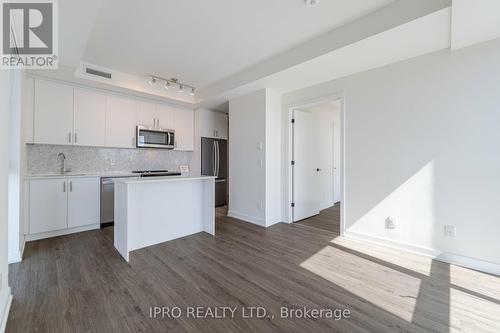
[213,141,217,176]
[216,141,220,178]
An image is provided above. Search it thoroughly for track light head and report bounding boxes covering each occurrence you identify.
[189,87,195,96]
[148,76,158,86]
[164,81,171,90]
[178,84,184,93]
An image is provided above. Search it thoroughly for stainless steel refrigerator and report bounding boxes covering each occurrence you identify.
[201,137,228,207]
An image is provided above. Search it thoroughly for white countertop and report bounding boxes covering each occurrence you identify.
[26,171,138,179]
[115,174,216,184]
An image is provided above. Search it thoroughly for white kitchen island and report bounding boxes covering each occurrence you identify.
[114,175,216,261]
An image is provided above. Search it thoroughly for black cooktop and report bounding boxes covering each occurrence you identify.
[132,170,182,177]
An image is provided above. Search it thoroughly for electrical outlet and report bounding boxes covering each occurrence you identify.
[444,225,456,238]
[385,217,396,230]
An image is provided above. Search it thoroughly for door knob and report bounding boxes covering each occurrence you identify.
[316,168,321,172]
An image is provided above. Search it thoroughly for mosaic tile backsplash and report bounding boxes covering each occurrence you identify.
[27,144,194,175]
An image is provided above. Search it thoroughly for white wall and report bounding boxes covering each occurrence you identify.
[282,38,500,270]
[0,70,13,332]
[229,90,267,225]
[228,89,282,226]
[8,70,21,264]
[265,90,282,225]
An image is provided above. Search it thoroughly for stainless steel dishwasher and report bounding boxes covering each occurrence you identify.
[100,178,116,226]
[101,176,135,226]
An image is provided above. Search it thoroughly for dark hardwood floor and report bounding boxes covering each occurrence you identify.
[296,204,340,234]
[7,208,500,332]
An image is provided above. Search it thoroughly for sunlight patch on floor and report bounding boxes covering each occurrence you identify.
[328,236,435,276]
[300,245,421,322]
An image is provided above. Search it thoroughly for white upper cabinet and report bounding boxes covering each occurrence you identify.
[137,101,175,129]
[32,78,195,150]
[67,177,100,228]
[74,88,106,147]
[136,101,156,127]
[196,109,228,139]
[174,109,194,151]
[106,95,137,148]
[213,112,228,139]
[34,79,74,145]
[156,104,175,129]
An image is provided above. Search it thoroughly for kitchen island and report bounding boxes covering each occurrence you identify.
[114,175,216,261]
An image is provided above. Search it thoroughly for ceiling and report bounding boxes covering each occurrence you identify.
[80,0,395,89]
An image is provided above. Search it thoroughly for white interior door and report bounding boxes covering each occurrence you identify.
[333,120,341,203]
[293,109,321,222]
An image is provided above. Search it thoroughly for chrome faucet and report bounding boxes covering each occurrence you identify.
[57,153,71,174]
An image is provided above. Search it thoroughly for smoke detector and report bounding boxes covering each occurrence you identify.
[305,0,320,7]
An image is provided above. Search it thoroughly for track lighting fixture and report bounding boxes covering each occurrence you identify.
[148,76,158,86]
[146,75,195,96]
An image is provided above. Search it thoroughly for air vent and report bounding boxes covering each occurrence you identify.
[85,67,112,79]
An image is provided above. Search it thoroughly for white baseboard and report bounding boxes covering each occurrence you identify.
[0,288,12,333]
[320,201,335,210]
[25,224,100,242]
[227,210,266,227]
[7,236,25,264]
[344,230,500,276]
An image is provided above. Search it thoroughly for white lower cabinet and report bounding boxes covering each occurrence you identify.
[68,178,100,228]
[29,178,68,234]
[29,177,100,237]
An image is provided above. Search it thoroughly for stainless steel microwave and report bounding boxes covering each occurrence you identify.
[136,126,175,149]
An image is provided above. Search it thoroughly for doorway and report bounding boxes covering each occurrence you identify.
[288,96,344,234]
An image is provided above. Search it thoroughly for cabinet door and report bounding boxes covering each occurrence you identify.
[68,177,100,228]
[214,112,228,139]
[34,79,74,145]
[195,109,216,138]
[174,109,194,151]
[29,179,68,234]
[106,95,137,148]
[74,88,106,147]
[156,104,175,129]
[136,101,156,127]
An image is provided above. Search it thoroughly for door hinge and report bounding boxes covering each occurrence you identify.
[291,202,295,207]
[291,118,295,123]
[291,160,295,166]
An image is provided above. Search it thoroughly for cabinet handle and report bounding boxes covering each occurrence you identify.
[68,132,72,143]
[69,181,73,192]
[63,182,66,192]
[158,119,160,128]
[74,133,78,144]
